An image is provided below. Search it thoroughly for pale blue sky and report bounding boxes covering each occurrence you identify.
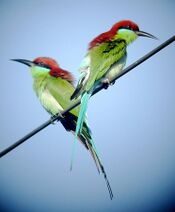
[0,0,175,211]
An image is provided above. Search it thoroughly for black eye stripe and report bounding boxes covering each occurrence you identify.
[35,62,50,69]
[119,26,133,30]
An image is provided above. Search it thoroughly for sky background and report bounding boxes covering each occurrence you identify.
[0,0,175,211]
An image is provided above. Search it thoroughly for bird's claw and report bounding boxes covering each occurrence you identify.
[51,112,64,124]
[102,78,110,89]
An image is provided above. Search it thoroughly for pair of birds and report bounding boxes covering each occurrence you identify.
[12,20,157,199]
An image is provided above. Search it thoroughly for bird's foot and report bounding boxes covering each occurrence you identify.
[51,112,64,124]
[101,78,110,89]
[59,112,64,119]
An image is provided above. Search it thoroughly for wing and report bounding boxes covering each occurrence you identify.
[85,39,126,91]
[46,76,80,117]
[47,75,91,125]
[46,76,91,137]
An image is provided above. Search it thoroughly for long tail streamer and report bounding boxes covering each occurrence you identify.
[90,138,113,200]
[70,92,91,171]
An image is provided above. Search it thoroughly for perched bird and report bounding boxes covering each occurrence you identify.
[12,57,113,199]
[71,19,157,138]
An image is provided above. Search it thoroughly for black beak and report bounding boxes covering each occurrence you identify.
[11,59,34,67]
[136,31,158,40]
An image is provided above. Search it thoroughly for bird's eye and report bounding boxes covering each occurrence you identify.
[38,62,45,67]
[36,62,50,69]
[119,26,130,30]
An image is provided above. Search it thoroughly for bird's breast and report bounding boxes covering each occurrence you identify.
[33,78,63,115]
[104,52,127,81]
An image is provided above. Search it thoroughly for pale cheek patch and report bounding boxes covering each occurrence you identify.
[31,66,50,78]
[117,29,137,44]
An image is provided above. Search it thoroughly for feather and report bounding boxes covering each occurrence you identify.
[85,136,113,199]
[76,92,91,135]
[70,91,92,170]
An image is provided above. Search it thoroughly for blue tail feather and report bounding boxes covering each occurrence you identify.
[70,92,91,171]
[76,92,91,136]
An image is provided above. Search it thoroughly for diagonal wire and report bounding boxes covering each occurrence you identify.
[0,35,174,158]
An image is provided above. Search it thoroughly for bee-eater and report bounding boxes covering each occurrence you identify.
[71,19,157,138]
[12,57,113,199]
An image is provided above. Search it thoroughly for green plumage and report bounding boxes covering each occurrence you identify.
[86,39,126,90]
[84,29,137,92]
[31,67,79,117]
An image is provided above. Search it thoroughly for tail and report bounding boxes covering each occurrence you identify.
[76,92,91,136]
[87,137,113,200]
[67,109,113,199]
[70,92,91,171]
[79,120,113,199]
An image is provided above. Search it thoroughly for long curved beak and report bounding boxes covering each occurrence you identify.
[136,31,158,40]
[11,59,34,67]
